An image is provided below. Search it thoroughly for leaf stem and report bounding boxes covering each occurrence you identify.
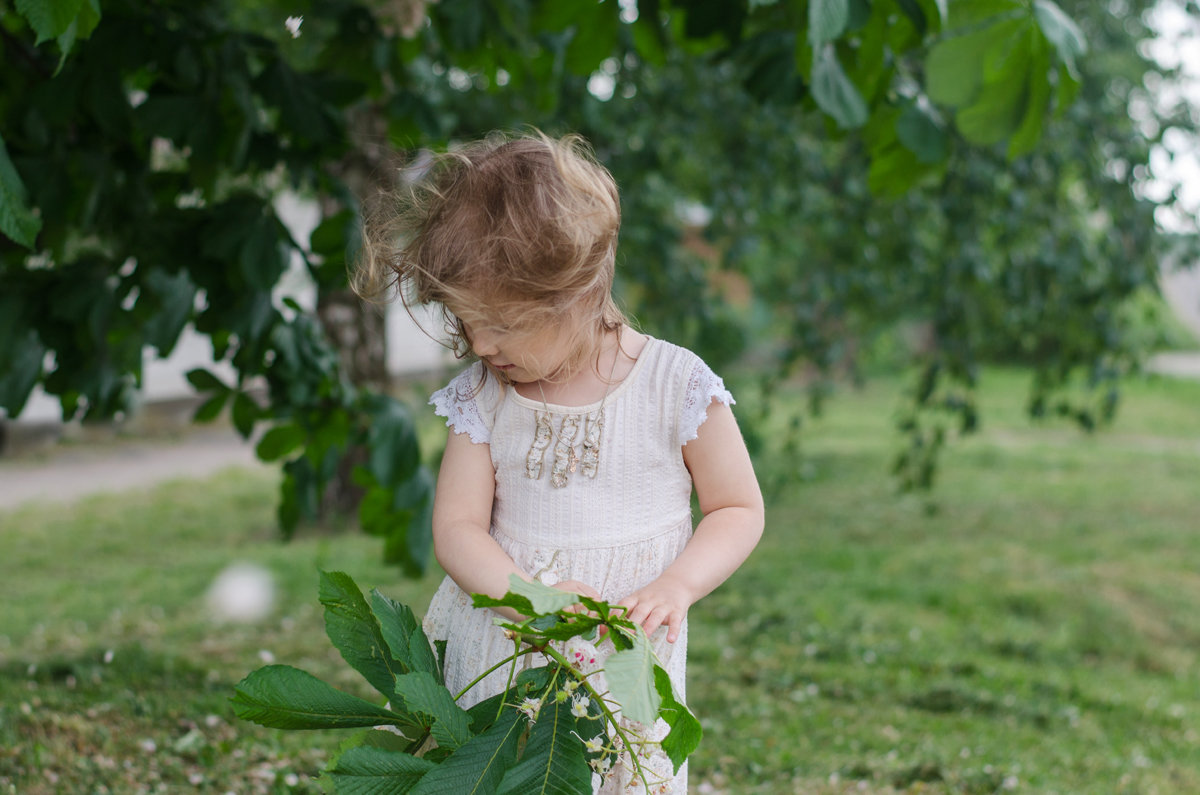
[452,645,539,703]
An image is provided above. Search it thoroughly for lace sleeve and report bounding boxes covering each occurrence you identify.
[678,358,735,446]
[429,364,494,445]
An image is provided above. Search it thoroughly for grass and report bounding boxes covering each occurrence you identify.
[2,368,1199,794]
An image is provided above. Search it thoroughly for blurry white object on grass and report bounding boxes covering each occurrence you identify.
[206,562,276,623]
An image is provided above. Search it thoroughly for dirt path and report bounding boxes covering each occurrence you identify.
[0,427,265,511]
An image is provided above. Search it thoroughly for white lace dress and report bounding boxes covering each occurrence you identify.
[424,337,733,794]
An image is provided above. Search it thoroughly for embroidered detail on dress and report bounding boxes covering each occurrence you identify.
[526,412,553,479]
[526,409,606,487]
[550,414,581,488]
[530,549,561,586]
[580,412,604,478]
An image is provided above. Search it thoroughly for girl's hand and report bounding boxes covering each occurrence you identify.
[618,576,694,644]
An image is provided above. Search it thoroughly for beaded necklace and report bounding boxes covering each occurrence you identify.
[526,332,621,488]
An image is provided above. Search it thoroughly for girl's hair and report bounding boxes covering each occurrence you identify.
[355,130,627,383]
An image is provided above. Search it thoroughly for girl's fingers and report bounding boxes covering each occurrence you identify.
[666,611,682,643]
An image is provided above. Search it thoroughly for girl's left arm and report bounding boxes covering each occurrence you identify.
[618,400,764,642]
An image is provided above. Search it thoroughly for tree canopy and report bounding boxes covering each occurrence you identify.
[2,0,1193,572]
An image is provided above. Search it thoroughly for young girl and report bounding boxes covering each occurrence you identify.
[360,131,763,793]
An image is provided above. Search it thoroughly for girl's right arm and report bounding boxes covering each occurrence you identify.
[432,430,524,611]
[432,430,599,619]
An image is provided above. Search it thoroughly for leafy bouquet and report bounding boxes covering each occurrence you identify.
[232,571,701,793]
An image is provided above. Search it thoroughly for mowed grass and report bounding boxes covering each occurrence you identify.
[2,369,1199,794]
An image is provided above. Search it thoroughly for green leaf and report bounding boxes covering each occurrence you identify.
[895,101,947,164]
[1033,0,1085,77]
[231,665,411,730]
[142,269,195,356]
[944,0,1021,31]
[925,26,995,107]
[894,0,929,34]
[256,423,306,462]
[0,133,42,249]
[563,1,620,76]
[808,0,850,46]
[927,0,949,29]
[847,0,871,31]
[496,699,591,795]
[955,44,1029,145]
[231,392,259,438]
[371,589,441,679]
[185,368,228,393]
[327,745,436,794]
[603,631,660,725]
[278,464,301,537]
[53,0,100,68]
[393,672,472,751]
[0,329,45,417]
[320,571,408,703]
[256,59,341,144]
[1008,34,1051,158]
[868,140,943,196]
[810,45,868,129]
[1054,67,1080,117]
[16,0,85,44]
[309,209,356,273]
[409,707,524,795]
[654,665,702,773]
[239,214,288,291]
[472,591,534,617]
[370,590,422,672]
[465,691,509,733]
[981,18,1031,81]
[192,392,229,423]
[508,576,585,615]
[367,397,421,486]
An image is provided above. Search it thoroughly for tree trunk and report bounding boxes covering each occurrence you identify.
[316,104,399,516]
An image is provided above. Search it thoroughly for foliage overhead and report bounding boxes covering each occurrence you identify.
[1,0,1194,569]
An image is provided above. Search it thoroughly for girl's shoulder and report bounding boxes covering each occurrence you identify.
[635,336,735,446]
[637,336,723,384]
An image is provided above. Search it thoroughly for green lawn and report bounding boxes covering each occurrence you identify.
[2,369,1199,794]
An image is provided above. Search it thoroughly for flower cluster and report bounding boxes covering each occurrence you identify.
[563,637,602,673]
[517,696,542,723]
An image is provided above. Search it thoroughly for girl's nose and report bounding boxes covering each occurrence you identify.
[472,329,500,357]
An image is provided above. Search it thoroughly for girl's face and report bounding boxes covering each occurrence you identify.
[463,319,578,384]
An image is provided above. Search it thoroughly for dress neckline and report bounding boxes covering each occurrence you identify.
[507,337,656,413]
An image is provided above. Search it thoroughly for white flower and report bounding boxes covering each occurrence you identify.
[589,755,612,774]
[562,679,580,695]
[564,638,602,673]
[583,734,605,753]
[284,16,303,38]
[518,696,543,722]
[571,695,591,718]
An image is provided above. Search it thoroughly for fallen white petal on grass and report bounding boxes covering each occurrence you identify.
[206,562,276,624]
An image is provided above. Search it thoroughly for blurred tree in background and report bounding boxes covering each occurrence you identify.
[1,0,1195,571]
